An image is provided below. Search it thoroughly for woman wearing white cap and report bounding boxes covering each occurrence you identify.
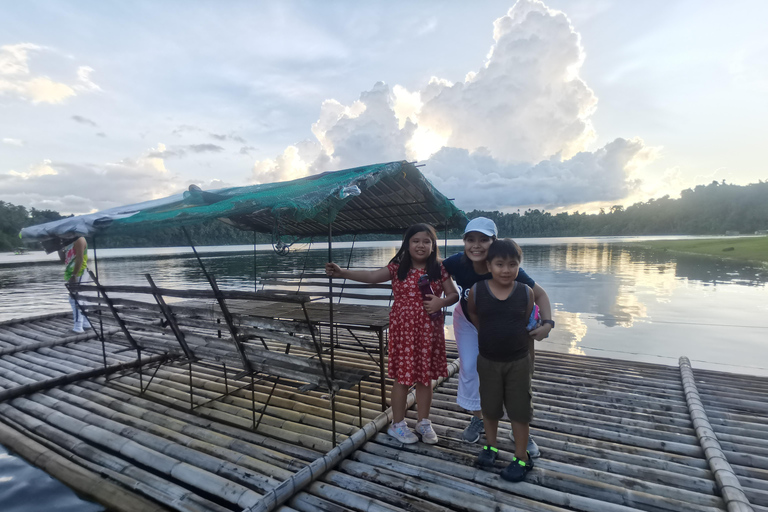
[443,217,554,456]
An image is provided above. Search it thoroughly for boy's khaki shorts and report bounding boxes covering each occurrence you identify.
[477,353,533,423]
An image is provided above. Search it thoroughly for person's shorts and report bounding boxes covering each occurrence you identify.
[477,353,533,423]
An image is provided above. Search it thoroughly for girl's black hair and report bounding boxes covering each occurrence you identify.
[389,223,442,281]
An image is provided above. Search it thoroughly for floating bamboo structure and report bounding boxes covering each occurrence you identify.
[1,312,766,511]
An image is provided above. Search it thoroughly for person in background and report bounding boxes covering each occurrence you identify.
[326,223,459,445]
[58,236,92,333]
[443,217,554,454]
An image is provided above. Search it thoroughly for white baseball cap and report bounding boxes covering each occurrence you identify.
[463,217,497,237]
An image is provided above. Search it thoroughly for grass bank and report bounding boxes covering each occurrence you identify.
[630,236,768,264]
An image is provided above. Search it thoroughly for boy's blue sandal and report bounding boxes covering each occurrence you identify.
[500,454,534,482]
[475,445,498,468]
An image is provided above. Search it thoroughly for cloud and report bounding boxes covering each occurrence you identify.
[146,143,225,159]
[72,115,98,127]
[2,138,24,146]
[423,138,653,210]
[188,143,224,153]
[1,144,230,214]
[210,132,247,144]
[417,0,598,163]
[0,43,99,104]
[172,124,203,136]
[247,0,654,209]
[173,125,248,146]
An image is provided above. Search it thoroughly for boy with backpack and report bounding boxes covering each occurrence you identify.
[467,238,537,482]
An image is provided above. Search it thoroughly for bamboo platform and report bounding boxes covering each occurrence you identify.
[0,313,765,511]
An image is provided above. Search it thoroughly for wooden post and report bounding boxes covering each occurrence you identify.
[145,273,195,360]
[328,218,336,447]
[182,226,252,374]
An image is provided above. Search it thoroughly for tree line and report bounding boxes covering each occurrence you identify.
[2,180,767,251]
[470,180,768,238]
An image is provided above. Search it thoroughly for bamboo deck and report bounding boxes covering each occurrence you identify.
[0,313,765,511]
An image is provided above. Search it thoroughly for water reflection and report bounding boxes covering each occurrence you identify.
[1,242,767,376]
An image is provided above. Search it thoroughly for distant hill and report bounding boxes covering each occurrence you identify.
[469,180,768,238]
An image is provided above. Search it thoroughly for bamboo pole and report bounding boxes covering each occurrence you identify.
[26,389,288,493]
[357,442,724,509]
[245,359,461,512]
[0,418,172,512]
[0,330,117,357]
[0,311,70,326]
[679,356,754,512]
[0,405,233,512]
[0,353,168,403]
[75,378,322,462]
[8,396,263,509]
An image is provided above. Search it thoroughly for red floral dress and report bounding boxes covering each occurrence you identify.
[386,262,450,386]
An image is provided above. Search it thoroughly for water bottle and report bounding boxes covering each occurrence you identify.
[526,304,541,331]
[417,275,442,320]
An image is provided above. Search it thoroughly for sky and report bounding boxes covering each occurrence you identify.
[1,0,766,216]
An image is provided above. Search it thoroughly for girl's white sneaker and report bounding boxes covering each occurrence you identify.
[387,421,418,444]
[415,419,438,444]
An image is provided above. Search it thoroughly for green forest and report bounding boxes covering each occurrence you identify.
[2,180,767,252]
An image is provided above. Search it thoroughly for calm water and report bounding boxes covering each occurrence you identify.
[1,237,767,510]
[0,445,103,512]
[2,237,767,375]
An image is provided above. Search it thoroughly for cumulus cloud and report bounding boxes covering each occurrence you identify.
[423,138,655,210]
[0,43,99,104]
[417,0,597,163]
[248,0,654,210]
[2,138,24,146]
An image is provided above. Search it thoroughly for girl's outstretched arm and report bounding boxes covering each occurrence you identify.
[325,262,390,284]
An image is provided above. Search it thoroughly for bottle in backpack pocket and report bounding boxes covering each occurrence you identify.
[417,274,443,320]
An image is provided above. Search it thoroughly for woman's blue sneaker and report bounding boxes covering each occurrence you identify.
[462,416,484,443]
[508,430,541,458]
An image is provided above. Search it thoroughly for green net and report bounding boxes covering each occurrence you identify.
[22,161,466,242]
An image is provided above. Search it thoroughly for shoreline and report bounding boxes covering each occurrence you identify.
[0,234,742,268]
[625,235,768,265]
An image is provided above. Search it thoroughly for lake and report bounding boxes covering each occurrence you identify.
[2,236,767,376]
[1,236,767,509]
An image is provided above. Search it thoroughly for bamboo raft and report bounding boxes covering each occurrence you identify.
[0,313,766,511]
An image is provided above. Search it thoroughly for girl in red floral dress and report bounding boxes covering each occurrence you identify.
[326,223,459,444]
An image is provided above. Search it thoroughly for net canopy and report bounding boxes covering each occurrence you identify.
[21,161,467,244]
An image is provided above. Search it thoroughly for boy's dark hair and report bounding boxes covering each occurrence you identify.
[390,223,441,281]
[486,238,523,263]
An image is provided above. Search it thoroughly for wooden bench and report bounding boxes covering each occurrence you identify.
[257,271,393,305]
[72,273,371,394]
[256,270,394,411]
